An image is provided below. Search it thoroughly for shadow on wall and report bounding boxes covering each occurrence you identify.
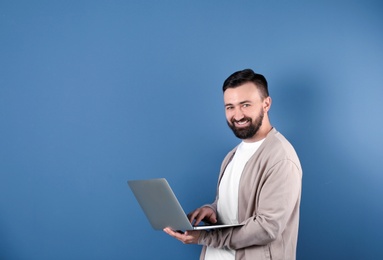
[273,71,383,259]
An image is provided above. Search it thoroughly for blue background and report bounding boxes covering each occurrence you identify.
[1,1,382,259]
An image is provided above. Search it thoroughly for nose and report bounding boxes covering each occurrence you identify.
[233,107,245,121]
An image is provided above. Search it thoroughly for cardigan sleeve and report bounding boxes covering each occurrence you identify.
[198,159,302,250]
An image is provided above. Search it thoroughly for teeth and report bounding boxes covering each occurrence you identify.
[236,120,248,125]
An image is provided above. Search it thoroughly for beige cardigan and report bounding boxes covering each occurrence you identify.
[198,128,302,260]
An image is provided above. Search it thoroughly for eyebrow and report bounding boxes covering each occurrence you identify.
[225,100,253,107]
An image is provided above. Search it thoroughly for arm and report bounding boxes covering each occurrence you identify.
[199,159,302,249]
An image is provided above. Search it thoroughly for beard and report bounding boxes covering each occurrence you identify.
[227,111,264,140]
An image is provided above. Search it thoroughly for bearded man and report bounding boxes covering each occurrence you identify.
[164,69,302,260]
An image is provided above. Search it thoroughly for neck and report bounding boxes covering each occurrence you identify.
[242,121,273,143]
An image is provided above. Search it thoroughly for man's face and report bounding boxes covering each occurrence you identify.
[224,82,265,141]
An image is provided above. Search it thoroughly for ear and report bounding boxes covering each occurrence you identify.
[263,97,272,112]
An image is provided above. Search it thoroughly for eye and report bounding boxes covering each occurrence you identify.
[226,106,234,110]
[242,103,250,108]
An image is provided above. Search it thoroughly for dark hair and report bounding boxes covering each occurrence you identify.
[222,69,269,99]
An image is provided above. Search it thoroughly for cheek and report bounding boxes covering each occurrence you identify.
[225,111,233,121]
[247,107,262,117]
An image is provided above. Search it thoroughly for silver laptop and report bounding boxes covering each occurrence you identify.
[128,178,243,231]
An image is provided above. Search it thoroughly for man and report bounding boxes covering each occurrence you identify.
[164,69,302,260]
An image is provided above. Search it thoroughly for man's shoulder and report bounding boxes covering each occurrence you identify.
[263,128,300,164]
[267,128,294,149]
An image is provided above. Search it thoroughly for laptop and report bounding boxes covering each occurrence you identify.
[128,178,243,231]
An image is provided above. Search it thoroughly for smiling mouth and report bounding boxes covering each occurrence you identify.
[233,119,250,127]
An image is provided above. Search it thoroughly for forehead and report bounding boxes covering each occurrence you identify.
[223,82,261,104]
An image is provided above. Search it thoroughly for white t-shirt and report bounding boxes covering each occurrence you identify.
[205,139,264,260]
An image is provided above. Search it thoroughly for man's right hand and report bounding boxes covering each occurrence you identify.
[187,206,217,226]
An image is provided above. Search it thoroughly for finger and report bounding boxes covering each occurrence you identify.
[164,228,183,240]
[163,227,174,236]
[164,228,179,237]
[187,209,200,224]
[207,212,217,223]
[171,231,191,243]
[194,212,205,226]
